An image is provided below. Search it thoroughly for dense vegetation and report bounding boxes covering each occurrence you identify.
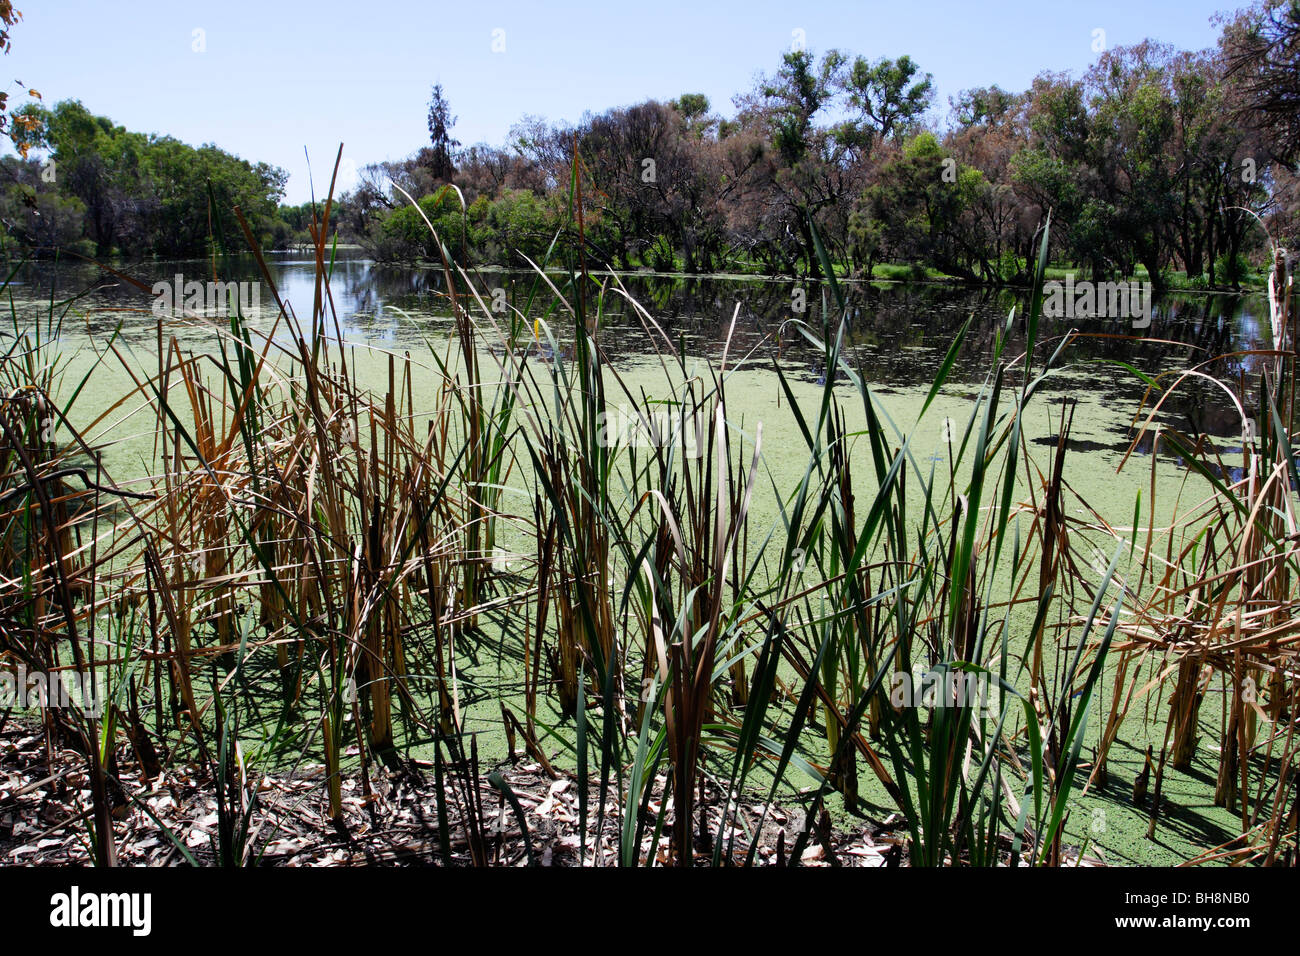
[331,0,1300,289]
[2,172,1296,867]
[1,99,288,258]
[2,2,1297,290]
[0,0,1297,871]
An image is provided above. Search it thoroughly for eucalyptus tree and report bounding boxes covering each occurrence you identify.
[946,86,1037,280]
[22,99,286,256]
[1222,0,1300,166]
[842,54,935,143]
[739,48,858,276]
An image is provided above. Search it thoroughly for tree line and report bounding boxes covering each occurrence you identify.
[3,1,1297,291]
[338,1,1298,291]
[1,99,287,258]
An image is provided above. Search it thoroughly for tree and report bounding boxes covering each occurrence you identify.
[0,156,88,252]
[1222,0,1300,165]
[947,87,1035,280]
[950,85,1017,130]
[0,2,40,157]
[842,54,934,142]
[339,31,1286,282]
[426,83,460,182]
[671,93,709,122]
[754,48,845,165]
[854,132,990,281]
[739,48,858,276]
[22,100,287,256]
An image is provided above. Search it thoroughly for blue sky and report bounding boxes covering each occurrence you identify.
[7,0,1239,203]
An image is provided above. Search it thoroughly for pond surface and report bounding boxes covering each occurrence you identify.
[5,249,1275,455]
[2,252,1282,865]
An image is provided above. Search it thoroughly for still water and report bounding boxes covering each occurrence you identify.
[6,249,1274,462]
[1,252,1282,865]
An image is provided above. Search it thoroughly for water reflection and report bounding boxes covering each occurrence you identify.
[6,252,1273,450]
